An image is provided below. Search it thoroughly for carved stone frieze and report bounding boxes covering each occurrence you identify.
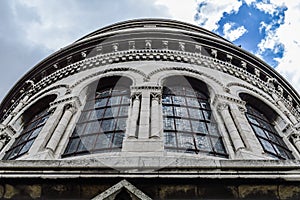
[2,39,300,123]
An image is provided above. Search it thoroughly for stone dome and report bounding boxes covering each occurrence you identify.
[1,18,300,199]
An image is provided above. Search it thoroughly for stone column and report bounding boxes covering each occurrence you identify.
[127,93,141,139]
[229,103,264,154]
[217,102,245,151]
[139,90,151,139]
[150,93,162,138]
[46,103,76,153]
[4,95,29,125]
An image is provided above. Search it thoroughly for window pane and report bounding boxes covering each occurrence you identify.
[247,114,260,125]
[177,133,194,150]
[112,133,124,148]
[163,106,173,116]
[203,110,211,120]
[164,132,176,147]
[65,138,79,154]
[191,121,207,134]
[81,135,97,151]
[104,107,119,118]
[172,96,185,105]
[85,121,101,134]
[16,133,31,145]
[77,140,88,152]
[162,96,172,104]
[259,138,276,154]
[252,125,267,138]
[29,127,43,139]
[8,145,22,159]
[19,140,34,155]
[94,109,104,119]
[79,111,90,122]
[101,119,115,132]
[94,98,108,108]
[121,96,130,104]
[195,135,211,151]
[276,146,289,159]
[175,119,191,132]
[208,123,219,136]
[95,133,112,149]
[116,118,127,131]
[108,96,121,106]
[164,118,175,130]
[189,108,203,120]
[211,137,226,153]
[36,116,49,126]
[74,124,85,136]
[119,106,129,117]
[174,107,188,118]
[258,119,272,131]
[186,97,199,107]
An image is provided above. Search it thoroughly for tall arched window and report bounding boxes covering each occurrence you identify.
[62,76,132,157]
[3,95,56,160]
[241,94,294,160]
[162,76,227,158]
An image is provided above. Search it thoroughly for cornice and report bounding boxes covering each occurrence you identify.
[1,40,300,122]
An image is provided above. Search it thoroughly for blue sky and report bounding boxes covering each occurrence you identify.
[0,0,300,101]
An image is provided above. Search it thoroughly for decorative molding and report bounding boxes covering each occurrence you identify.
[226,82,275,105]
[2,44,300,123]
[49,96,82,109]
[212,94,246,107]
[91,179,152,200]
[131,85,162,91]
[147,66,226,90]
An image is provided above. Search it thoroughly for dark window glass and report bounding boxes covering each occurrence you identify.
[162,86,227,158]
[3,109,51,160]
[245,104,294,160]
[62,88,130,158]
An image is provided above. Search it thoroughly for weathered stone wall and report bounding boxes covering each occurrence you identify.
[1,178,300,199]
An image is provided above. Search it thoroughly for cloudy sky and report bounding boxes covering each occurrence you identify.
[1,0,300,102]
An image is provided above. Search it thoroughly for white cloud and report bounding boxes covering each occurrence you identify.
[223,22,247,42]
[256,21,282,59]
[274,1,300,93]
[154,0,198,25]
[243,0,256,5]
[195,0,242,30]
[255,2,278,15]
[13,0,171,50]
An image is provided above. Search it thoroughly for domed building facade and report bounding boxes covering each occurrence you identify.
[0,19,300,199]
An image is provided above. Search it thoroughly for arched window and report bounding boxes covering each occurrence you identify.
[162,76,227,158]
[241,94,294,159]
[3,95,56,160]
[62,76,132,157]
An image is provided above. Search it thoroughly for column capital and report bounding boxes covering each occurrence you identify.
[150,92,161,103]
[131,92,142,100]
[64,102,77,114]
[217,102,229,112]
